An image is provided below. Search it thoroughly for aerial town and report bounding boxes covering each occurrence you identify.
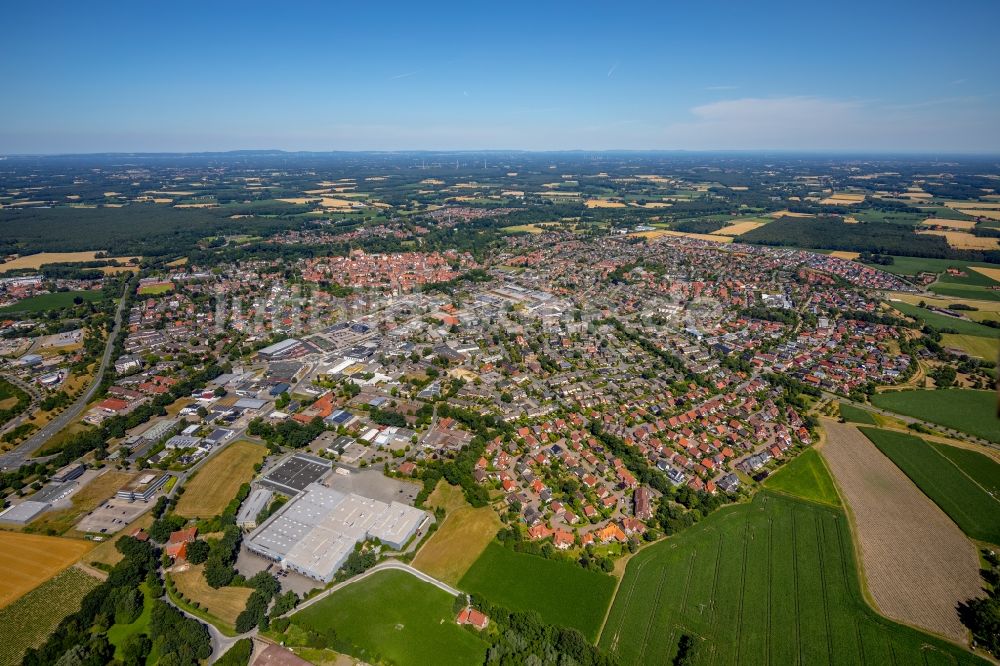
[1,3,999,661]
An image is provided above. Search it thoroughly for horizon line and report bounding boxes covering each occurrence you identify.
[3,148,1000,159]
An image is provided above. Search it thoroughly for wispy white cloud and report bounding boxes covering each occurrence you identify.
[389,71,418,80]
[607,62,618,78]
[658,95,1000,151]
[705,85,738,91]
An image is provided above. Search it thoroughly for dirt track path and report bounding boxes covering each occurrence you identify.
[820,419,981,643]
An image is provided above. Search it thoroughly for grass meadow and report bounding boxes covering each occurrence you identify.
[838,402,878,425]
[871,389,1000,442]
[291,569,486,666]
[859,427,1000,545]
[411,481,502,586]
[599,491,987,665]
[458,542,616,641]
[764,448,841,507]
[174,440,266,518]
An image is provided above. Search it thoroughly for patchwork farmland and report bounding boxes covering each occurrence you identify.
[821,420,981,641]
[871,389,1000,443]
[599,491,983,665]
[0,532,94,608]
[859,427,1000,545]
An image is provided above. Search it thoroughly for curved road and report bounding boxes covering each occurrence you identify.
[0,282,130,470]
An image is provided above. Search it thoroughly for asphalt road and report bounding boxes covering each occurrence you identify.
[0,284,130,470]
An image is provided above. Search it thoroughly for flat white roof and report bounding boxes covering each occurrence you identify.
[246,482,425,581]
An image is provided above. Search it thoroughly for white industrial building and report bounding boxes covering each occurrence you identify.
[244,483,427,583]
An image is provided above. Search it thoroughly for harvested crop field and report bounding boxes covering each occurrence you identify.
[922,218,977,230]
[917,229,1000,250]
[970,266,1000,282]
[174,440,266,518]
[713,219,768,236]
[0,251,139,272]
[585,198,627,208]
[829,250,861,260]
[820,419,981,641]
[0,532,94,608]
[632,229,733,243]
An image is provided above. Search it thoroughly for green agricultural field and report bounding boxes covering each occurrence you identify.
[599,491,986,665]
[889,301,1000,338]
[940,333,999,360]
[877,256,992,277]
[290,569,486,666]
[0,289,104,314]
[930,268,1000,303]
[458,542,616,641]
[764,448,840,506]
[0,567,102,666]
[931,443,1000,496]
[871,389,1000,442]
[859,427,1000,544]
[838,402,877,425]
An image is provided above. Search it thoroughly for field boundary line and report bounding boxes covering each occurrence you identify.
[927,441,1000,503]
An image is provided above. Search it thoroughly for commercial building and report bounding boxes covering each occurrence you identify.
[116,472,168,502]
[259,453,332,495]
[236,487,274,529]
[0,500,50,524]
[245,483,428,583]
[52,463,85,483]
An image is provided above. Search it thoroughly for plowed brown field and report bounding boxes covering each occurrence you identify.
[821,419,981,641]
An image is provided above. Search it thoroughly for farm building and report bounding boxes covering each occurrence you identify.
[244,482,428,583]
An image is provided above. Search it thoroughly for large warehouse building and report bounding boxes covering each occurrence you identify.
[244,482,428,583]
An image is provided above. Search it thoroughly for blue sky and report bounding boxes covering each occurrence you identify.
[2,1,998,153]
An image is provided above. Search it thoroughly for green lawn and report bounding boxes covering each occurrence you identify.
[0,289,105,314]
[871,389,1000,442]
[764,448,841,506]
[291,569,486,666]
[458,542,616,641]
[860,427,1000,545]
[599,491,987,665]
[838,402,877,425]
[107,583,154,659]
[889,301,1000,338]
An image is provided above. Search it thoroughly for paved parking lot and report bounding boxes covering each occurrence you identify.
[75,498,151,534]
[324,467,420,504]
